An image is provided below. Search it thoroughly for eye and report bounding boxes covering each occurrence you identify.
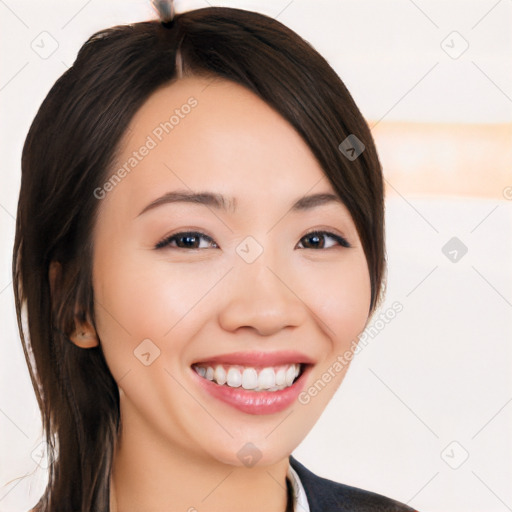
[297,230,351,249]
[155,229,350,251]
[155,231,218,250]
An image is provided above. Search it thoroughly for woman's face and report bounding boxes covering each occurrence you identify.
[92,76,371,467]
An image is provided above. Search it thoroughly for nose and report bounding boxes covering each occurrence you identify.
[217,250,307,336]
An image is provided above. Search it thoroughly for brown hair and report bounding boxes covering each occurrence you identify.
[13,7,385,511]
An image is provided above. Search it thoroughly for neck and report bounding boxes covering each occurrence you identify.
[109,400,291,512]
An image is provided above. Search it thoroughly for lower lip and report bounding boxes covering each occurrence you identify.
[190,365,311,415]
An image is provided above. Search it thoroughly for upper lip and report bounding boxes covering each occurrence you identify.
[192,351,315,367]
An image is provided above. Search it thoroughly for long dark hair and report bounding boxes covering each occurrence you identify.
[13,7,385,511]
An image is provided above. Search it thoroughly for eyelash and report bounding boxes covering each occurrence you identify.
[155,230,351,250]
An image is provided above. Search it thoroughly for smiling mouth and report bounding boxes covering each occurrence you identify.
[191,362,305,392]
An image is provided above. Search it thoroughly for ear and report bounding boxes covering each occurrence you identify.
[49,260,99,349]
[68,321,100,349]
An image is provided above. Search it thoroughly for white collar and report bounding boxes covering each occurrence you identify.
[287,463,311,512]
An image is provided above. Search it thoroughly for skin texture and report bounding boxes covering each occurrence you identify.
[87,76,372,512]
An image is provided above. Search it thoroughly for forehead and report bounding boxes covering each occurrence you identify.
[103,76,338,215]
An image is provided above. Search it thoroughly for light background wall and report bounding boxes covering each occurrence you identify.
[0,1,511,511]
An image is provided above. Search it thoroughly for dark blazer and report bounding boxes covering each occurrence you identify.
[289,456,418,512]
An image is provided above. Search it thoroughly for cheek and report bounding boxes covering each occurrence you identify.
[91,243,224,369]
[294,252,370,415]
[91,241,173,373]
[93,244,371,345]
[304,251,372,349]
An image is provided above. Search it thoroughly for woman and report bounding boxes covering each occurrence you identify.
[13,3,418,511]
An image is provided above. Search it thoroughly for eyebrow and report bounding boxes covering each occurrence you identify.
[137,190,343,217]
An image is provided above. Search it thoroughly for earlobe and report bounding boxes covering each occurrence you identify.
[69,325,100,349]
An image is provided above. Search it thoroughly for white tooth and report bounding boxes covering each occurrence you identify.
[242,368,258,389]
[258,368,276,390]
[285,366,296,386]
[214,365,226,385]
[275,368,286,386]
[200,363,301,390]
[226,367,242,387]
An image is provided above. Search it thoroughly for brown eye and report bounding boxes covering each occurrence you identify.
[155,232,218,250]
[298,230,351,249]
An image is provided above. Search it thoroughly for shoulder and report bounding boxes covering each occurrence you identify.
[289,455,419,512]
